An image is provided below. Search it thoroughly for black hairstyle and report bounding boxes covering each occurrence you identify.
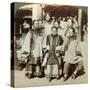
[51,26,58,31]
[32,20,38,25]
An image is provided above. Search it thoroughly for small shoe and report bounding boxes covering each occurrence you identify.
[63,75,68,81]
[36,72,42,77]
[59,74,62,79]
[25,72,29,77]
[56,75,61,80]
[71,74,77,80]
[28,73,33,79]
[47,77,52,82]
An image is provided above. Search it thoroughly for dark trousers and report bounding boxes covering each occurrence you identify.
[63,61,83,75]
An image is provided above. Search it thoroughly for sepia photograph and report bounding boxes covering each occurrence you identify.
[11,2,88,88]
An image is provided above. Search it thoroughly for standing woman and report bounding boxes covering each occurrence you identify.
[19,20,45,79]
[44,13,52,35]
[16,16,32,70]
[59,17,68,39]
[42,26,63,82]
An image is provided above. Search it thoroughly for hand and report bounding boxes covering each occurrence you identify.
[61,46,64,51]
[42,62,45,67]
[56,53,59,57]
[56,46,61,51]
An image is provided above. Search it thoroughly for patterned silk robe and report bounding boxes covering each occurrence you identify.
[46,34,63,65]
[44,34,63,78]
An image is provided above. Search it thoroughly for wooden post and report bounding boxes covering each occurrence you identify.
[78,8,82,41]
[32,4,42,20]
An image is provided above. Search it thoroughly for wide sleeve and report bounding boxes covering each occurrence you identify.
[56,35,63,51]
[44,35,50,50]
[61,36,69,51]
[59,35,63,45]
[46,35,50,45]
[20,31,31,54]
[42,29,47,49]
[76,40,83,56]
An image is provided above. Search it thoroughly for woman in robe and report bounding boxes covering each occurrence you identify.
[62,27,83,81]
[42,26,63,82]
[19,20,45,79]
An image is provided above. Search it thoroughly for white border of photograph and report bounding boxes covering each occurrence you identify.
[0,0,89,90]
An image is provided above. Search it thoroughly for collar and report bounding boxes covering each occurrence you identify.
[51,34,58,37]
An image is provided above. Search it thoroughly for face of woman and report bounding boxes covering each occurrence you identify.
[69,29,74,36]
[67,19,72,27]
[51,28,58,35]
[34,21,38,29]
[23,20,30,29]
[63,18,65,21]
[46,14,50,21]
[38,21,43,28]
[54,22,59,27]
[52,17,55,21]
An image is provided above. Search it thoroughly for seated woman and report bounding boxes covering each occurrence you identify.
[42,26,63,82]
[62,27,84,81]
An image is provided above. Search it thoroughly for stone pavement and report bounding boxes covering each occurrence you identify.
[14,37,88,88]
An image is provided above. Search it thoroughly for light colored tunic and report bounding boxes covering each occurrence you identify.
[64,36,83,64]
[22,30,44,57]
[19,30,45,64]
[44,22,52,35]
[59,21,68,39]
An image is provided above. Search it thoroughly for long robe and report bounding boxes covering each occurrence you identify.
[20,30,45,64]
[44,34,63,78]
[63,36,83,64]
[46,34,63,65]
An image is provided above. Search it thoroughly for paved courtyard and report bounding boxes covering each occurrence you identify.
[14,37,88,88]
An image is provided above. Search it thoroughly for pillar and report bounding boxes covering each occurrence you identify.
[32,4,42,20]
[78,8,82,41]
